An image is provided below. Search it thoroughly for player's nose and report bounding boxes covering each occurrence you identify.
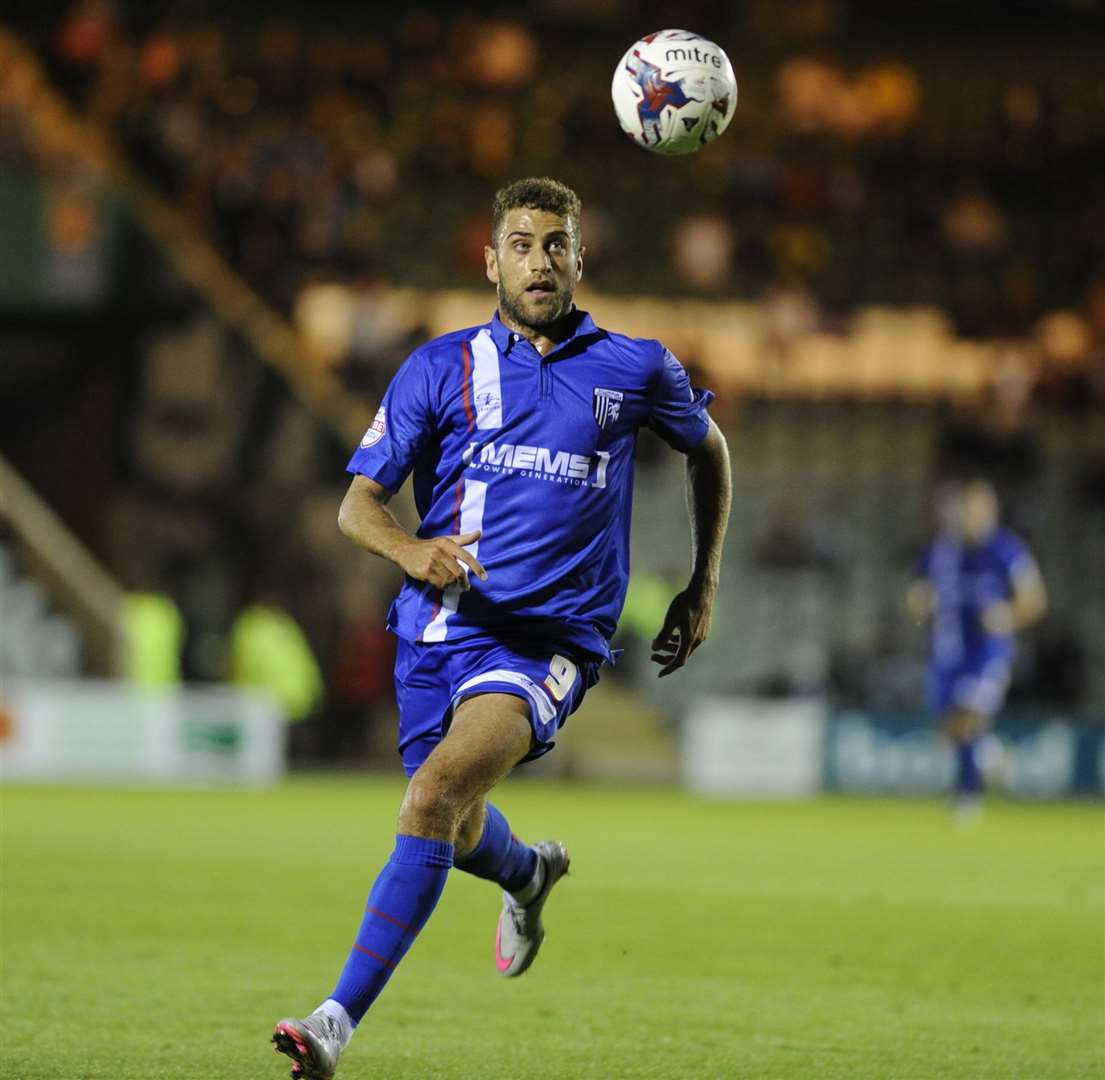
[526,248,553,272]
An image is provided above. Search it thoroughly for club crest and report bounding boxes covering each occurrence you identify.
[593,387,624,430]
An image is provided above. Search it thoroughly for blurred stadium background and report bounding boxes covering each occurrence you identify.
[2,3,1104,1078]
[2,0,1103,790]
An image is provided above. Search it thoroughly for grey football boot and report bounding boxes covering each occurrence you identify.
[495,839,571,977]
[272,1012,344,1080]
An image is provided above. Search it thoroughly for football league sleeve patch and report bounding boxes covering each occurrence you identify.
[346,352,434,492]
[647,346,715,452]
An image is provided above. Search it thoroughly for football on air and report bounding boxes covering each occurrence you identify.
[612,29,737,155]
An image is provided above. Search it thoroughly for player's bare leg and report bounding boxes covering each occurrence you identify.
[273,695,537,1079]
[398,693,533,840]
[454,798,488,854]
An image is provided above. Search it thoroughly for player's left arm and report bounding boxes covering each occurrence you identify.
[651,418,732,677]
[982,551,1048,635]
[905,547,935,624]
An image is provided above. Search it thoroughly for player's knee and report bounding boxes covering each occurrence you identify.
[398,772,465,841]
[454,800,486,856]
[946,709,985,742]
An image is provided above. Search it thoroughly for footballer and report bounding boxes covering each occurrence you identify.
[908,479,1046,818]
[272,177,731,1078]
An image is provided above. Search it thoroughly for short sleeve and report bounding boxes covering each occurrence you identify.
[346,352,435,492]
[996,531,1039,586]
[648,347,715,452]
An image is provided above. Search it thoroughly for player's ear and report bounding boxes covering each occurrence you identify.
[484,244,500,285]
[575,245,585,282]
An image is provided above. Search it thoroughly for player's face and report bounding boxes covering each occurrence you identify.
[485,208,583,330]
[962,481,999,543]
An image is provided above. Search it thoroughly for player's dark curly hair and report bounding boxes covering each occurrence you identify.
[491,177,582,247]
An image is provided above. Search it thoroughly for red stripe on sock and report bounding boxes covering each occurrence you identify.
[353,943,397,969]
[365,905,418,933]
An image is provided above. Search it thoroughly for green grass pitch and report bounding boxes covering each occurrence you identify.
[2,777,1102,1079]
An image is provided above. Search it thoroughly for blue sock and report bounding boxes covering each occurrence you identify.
[330,835,453,1025]
[453,802,537,893]
[956,741,982,797]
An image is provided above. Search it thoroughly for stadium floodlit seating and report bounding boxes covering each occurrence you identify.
[629,402,1105,712]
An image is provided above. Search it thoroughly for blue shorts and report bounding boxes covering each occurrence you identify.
[930,652,1012,719]
[392,636,601,776]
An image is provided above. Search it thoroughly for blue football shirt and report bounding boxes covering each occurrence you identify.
[346,309,714,659]
[917,526,1038,668]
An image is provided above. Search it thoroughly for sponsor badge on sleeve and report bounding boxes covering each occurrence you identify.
[360,406,387,448]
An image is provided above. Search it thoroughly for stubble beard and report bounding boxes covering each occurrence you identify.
[498,280,574,331]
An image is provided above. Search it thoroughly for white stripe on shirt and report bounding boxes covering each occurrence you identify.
[422,480,488,642]
[470,329,503,430]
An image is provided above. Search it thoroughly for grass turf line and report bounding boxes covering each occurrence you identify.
[1,778,1101,1079]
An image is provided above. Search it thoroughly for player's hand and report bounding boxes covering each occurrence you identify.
[981,600,1015,636]
[395,530,488,591]
[650,583,715,678]
[906,581,935,624]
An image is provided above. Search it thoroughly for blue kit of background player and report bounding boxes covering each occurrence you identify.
[909,479,1046,814]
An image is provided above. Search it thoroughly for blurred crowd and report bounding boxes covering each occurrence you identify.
[3,1,1104,755]
[9,0,1099,346]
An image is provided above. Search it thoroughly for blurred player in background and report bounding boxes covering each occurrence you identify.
[908,478,1046,819]
[271,177,731,1079]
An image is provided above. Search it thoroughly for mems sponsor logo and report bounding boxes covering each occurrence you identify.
[463,441,610,488]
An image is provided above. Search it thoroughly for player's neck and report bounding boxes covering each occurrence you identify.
[965,525,998,548]
[498,307,577,357]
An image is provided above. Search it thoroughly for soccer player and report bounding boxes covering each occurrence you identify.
[907,478,1046,818]
[272,177,731,1079]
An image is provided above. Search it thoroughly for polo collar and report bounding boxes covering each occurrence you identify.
[489,308,601,357]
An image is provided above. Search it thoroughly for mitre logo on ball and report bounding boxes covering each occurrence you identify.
[611,29,737,155]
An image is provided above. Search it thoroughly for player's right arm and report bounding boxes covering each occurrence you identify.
[338,476,487,592]
[906,578,936,624]
[339,348,487,592]
[906,545,936,624]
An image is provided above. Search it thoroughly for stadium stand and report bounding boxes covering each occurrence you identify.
[1,3,1102,759]
[0,542,83,679]
[6,2,1102,327]
[628,402,1105,712]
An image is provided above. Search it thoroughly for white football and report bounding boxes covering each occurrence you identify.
[611,29,737,155]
